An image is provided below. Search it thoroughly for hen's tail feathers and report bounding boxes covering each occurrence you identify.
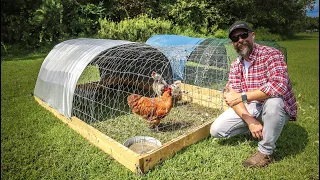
[127,94,142,108]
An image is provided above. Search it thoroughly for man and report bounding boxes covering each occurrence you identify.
[210,21,297,168]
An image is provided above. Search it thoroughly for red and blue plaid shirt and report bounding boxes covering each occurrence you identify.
[228,43,297,120]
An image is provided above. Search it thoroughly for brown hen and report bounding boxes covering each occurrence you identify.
[127,86,173,131]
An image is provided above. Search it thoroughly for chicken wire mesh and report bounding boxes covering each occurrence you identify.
[70,38,288,153]
[33,37,287,155]
[71,41,229,150]
[186,38,230,90]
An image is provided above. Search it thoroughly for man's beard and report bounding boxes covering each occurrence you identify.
[234,41,253,58]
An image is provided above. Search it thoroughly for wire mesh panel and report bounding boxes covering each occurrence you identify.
[72,43,173,122]
[71,42,230,154]
[186,38,229,90]
[153,44,229,110]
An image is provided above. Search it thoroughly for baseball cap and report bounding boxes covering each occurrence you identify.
[228,21,253,38]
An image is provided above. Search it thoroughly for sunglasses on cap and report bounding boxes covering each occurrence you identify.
[230,32,250,42]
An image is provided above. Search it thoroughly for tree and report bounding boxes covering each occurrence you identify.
[166,0,222,34]
[1,0,42,44]
[212,0,316,36]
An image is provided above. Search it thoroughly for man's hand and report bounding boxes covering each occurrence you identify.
[248,120,263,139]
[224,86,242,107]
[224,86,264,139]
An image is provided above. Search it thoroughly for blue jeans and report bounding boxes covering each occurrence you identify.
[210,98,289,155]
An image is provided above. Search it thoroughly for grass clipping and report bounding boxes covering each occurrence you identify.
[91,101,222,146]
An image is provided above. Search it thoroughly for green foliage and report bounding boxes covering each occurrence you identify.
[31,0,65,45]
[69,2,106,37]
[304,16,319,31]
[254,27,283,41]
[1,42,8,55]
[98,14,173,42]
[167,0,221,35]
[1,0,42,45]
[30,1,106,45]
[98,14,220,41]
[1,0,106,48]
[215,0,316,36]
[1,0,318,48]
[213,29,228,39]
[171,26,208,38]
[111,0,152,20]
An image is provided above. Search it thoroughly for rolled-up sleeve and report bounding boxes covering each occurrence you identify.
[227,63,242,93]
[259,53,289,97]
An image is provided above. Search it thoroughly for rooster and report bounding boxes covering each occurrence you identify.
[127,86,173,131]
[151,71,168,97]
[151,71,182,101]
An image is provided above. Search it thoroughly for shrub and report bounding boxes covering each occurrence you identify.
[254,27,283,41]
[171,25,207,38]
[98,14,219,41]
[214,29,228,38]
[98,14,173,42]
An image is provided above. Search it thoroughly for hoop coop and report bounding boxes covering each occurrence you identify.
[33,37,230,174]
[146,35,231,90]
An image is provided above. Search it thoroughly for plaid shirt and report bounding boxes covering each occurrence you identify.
[228,43,297,120]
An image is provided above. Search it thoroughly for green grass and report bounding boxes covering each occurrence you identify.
[77,65,101,84]
[1,32,319,179]
[91,102,222,146]
[186,61,228,71]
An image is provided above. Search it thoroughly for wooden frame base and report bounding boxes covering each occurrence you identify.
[34,84,228,174]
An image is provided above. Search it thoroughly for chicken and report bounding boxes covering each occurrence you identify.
[151,71,182,101]
[151,71,168,97]
[127,86,173,131]
[170,80,182,101]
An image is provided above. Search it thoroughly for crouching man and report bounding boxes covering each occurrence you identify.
[210,21,297,168]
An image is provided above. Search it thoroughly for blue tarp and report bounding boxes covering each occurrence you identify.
[146,34,205,46]
[146,34,206,81]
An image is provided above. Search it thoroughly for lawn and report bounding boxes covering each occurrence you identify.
[1,33,319,179]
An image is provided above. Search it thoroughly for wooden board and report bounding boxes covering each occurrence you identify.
[35,83,228,174]
[34,96,141,172]
[181,83,229,110]
[138,120,213,173]
[181,83,222,97]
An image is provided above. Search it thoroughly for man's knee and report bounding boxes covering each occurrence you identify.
[263,98,285,116]
[210,117,226,138]
[210,122,221,138]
